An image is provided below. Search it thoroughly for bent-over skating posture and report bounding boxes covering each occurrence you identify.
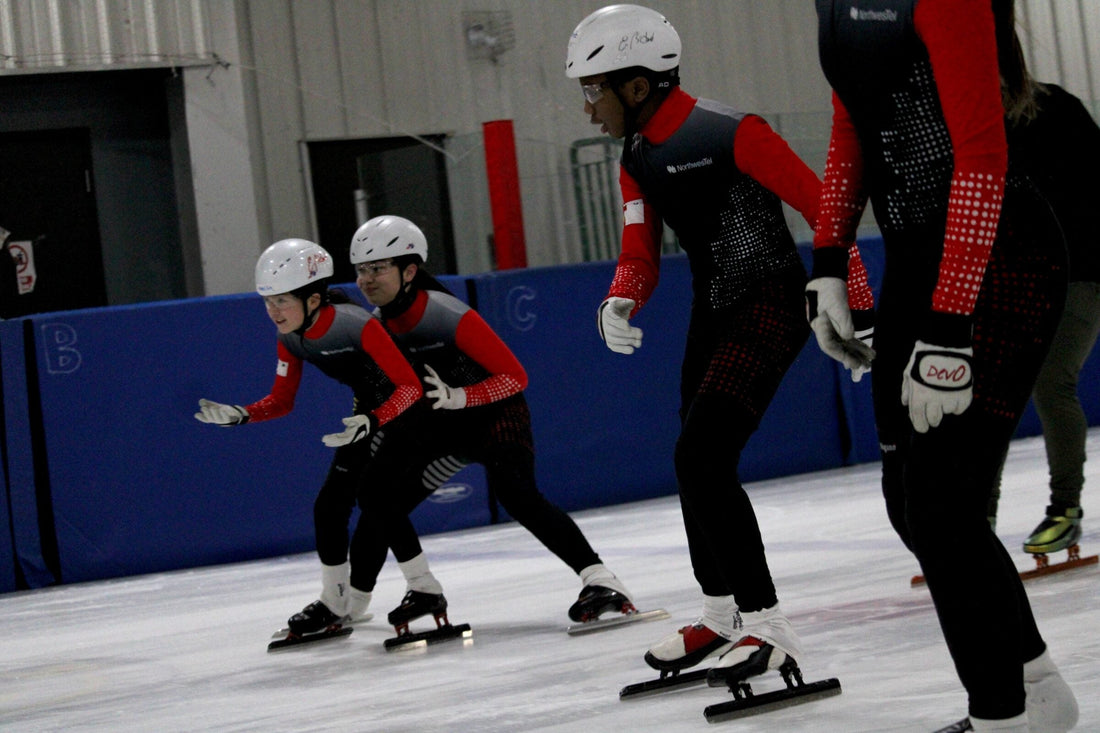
[348,214,636,629]
[195,238,446,646]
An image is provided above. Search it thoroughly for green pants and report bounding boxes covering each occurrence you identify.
[990,280,1100,514]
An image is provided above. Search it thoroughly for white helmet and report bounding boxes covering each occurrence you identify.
[565,4,681,79]
[349,216,428,265]
[254,238,334,296]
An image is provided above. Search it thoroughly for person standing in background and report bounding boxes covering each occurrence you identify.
[986,79,1100,560]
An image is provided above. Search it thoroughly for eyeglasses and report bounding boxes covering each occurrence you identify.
[355,260,395,278]
[581,80,611,105]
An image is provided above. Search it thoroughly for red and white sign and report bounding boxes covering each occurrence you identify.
[8,240,37,294]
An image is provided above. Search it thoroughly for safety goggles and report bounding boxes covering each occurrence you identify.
[581,80,612,105]
[355,260,395,278]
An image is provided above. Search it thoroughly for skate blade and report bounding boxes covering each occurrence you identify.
[703,677,841,723]
[912,552,1098,587]
[270,613,374,639]
[383,623,472,652]
[933,717,972,733]
[567,608,670,636]
[267,625,353,652]
[620,668,710,699]
[1019,551,1097,580]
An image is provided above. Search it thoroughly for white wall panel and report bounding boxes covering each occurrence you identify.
[1018,0,1100,104]
[334,0,389,137]
[4,0,1098,291]
[292,1,346,139]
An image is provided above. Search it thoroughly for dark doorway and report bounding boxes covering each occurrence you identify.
[0,129,106,317]
[307,136,456,284]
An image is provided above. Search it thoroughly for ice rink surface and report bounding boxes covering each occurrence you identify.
[2,431,1098,732]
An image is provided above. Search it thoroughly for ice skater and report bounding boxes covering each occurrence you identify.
[810,0,1078,729]
[194,238,443,646]
[347,214,636,630]
[564,4,850,704]
[986,79,1100,568]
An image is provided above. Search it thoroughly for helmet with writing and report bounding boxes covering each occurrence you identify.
[254,238,333,296]
[565,4,681,79]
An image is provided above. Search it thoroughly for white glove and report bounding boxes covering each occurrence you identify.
[805,278,874,374]
[597,297,642,354]
[901,341,973,433]
[849,311,875,383]
[423,364,467,410]
[322,414,373,447]
[194,398,249,426]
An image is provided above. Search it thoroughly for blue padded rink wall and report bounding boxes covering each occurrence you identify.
[1,241,1098,731]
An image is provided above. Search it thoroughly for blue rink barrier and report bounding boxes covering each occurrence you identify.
[0,320,23,592]
[468,253,846,515]
[4,248,1097,590]
[1,318,56,591]
[3,277,490,587]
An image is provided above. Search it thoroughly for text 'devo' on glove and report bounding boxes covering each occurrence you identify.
[901,341,973,433]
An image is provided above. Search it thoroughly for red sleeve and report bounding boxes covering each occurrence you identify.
[607,166,663,315]
[916,0,1006,316]
[813,92,868,256]
[243,341,302,422]
[846,242,875,311]
[359,318,423,426]
[813,94,875,307]
[453,310,528,406]
[733,115,821,228]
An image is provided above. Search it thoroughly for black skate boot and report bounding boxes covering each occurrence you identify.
[568,584,635,623]
[388,590,449,634]
[287,600,342,636]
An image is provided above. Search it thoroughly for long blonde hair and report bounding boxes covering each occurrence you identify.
[995,0,1045,125]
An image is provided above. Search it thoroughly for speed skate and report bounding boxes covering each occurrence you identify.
[703,657,841,723]
[566,582,666,635]
[1019,543,1097,581]
[267,623,354,652]
[911,544,1098,586]
[269,613,373,640]
[619,667,712,699]
[567,607,670,636]
[384,590,472,651]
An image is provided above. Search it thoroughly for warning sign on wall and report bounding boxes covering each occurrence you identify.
[8,239,37,294]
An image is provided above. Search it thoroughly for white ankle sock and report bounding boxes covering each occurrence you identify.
[701,594,739,639]
[1023,649,1078,732]
[578,563,631,600]
[346,588,372,620]
[319,561,350,616]
[969,712,1027,731]
[398,553,443,595]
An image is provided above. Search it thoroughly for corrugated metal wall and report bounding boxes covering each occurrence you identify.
[2,0,1097,283]
[0,0,214,72]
